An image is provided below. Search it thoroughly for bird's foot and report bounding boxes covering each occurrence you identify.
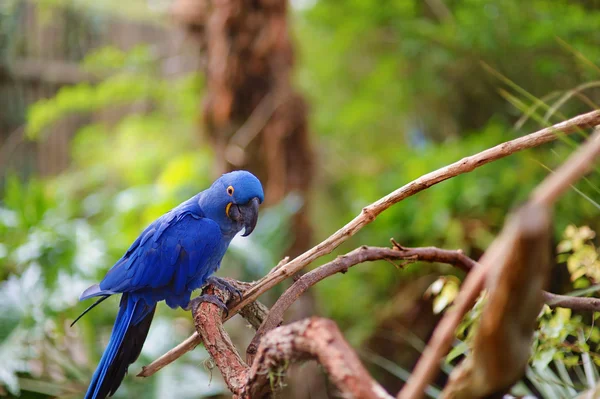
[188,294,229,317]
[206,276,243,302]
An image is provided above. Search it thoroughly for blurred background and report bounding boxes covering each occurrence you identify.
[1,0,600,398]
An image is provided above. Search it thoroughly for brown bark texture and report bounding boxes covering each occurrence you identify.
[173,2,321,395]
[142,111,600,385]
[190,283,393,399]
[441,204,552,398]
[173,0,314,257]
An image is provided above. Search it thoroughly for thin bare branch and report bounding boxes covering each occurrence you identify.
[248,243,600,364]
[143,110,600,377]
[543,292,600,312]
[240,110,600,319]
[247,245,473,363]
[399,127,600,399]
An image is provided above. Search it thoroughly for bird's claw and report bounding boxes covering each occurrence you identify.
[206,276,243,302]
[188,294,229,317]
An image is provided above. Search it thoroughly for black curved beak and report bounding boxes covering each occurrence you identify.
[239,197,260,237]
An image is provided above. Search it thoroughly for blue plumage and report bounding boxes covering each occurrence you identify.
[77,170,264,399]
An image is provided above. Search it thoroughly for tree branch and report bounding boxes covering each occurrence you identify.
[142,110,600,377]
[244,317,393,399]
[180,242,600,398]
[191,285,249,394]
[137,279,267,378]
[235,110,600,317]
[442,204,552,398]
[247,245,474,363]
[399,127,600,399]
[181,282,392,398]
[247,242,600,363]
[542,292,600,312]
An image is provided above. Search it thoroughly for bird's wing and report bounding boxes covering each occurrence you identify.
[98,211,222,295]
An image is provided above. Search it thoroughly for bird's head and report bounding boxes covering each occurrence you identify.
[199,170,264,237]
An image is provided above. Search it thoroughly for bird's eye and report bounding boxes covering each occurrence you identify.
[227,186,234,196]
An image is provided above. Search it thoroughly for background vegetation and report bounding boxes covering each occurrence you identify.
[1,0,599,397]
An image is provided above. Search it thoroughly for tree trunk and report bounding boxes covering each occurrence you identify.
[173,1,323,397]
[173,0,313,257]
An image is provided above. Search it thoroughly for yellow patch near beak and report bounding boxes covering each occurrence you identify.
[226,202,232,217]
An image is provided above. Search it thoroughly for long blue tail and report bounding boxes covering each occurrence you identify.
[85,294,155,399]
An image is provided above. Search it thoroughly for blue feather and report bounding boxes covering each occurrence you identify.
[77,170,264,399]
[84,294,154,399]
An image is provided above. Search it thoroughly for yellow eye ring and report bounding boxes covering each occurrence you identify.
[227,185,234,196]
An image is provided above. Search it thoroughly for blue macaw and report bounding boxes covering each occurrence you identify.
[74,170,264,399]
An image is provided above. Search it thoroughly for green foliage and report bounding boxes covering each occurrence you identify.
[299,0,600,347]
[297,0,600,142]
[0,42,216,397]
[559,225,600,286]
[425,276,461,315]
[27,46,201,139]
[3,0,600,397]
[428,225,600,396]
[0,34,299,395]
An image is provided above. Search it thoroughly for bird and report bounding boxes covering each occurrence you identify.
[73,170,264,399]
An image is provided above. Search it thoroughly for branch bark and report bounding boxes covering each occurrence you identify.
[142,110,600,377]
[137,279,267,378]
[543,292,600,311]
[181,281,392,398]
[441,204,552,398]
[244,318,393,399]
[191,285,249,394]
[248,243,600,364]
[247,245,474,363]
[167,243,600,398]
[399,128,600,399]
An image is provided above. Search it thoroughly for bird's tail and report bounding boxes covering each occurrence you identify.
[84,293,156,399]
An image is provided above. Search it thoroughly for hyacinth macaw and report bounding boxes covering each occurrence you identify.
[74,170,264,399]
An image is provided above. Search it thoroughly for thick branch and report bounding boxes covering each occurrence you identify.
[183,284,391,398]
[191,286,249,393]
[137,279,267,378]
[243,318,393,399]
[442,204,552,398]
[399,128,600,399]
[143,110,600,376]
[142,247,600,396]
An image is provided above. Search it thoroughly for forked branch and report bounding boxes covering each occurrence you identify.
[187,284,392,399]
[399,128,600,399]
[142,110,600,377]
[247,243,600,363]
